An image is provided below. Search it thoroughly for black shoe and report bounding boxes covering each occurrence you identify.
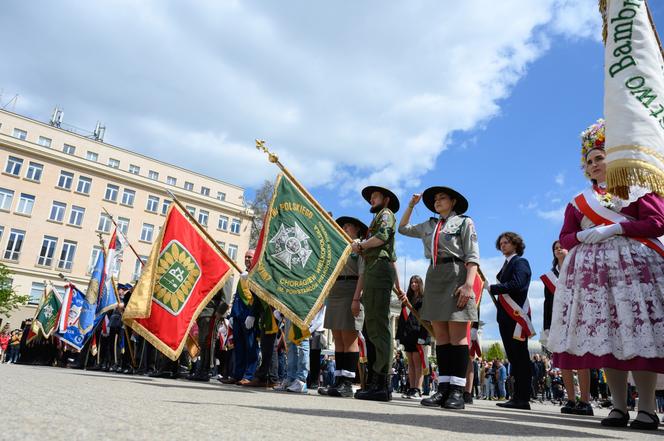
[421,383,449,407]
[496,399,531,410]
[318,386,330,396]
[191,375,210,382]
[401,388,416,399]
[629,411,659,430]
[354,375,391,402]
[327,377,343,397]
[443,385,465,409]
[574,401,594,416]
[601,409,629,427]
[336,379,354,398]
[463,391,473,405]
[561,400,577,414]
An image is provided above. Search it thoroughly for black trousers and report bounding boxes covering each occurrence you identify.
[498,319,532,402]
[255,332,277,382]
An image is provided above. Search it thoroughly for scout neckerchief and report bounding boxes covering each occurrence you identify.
[430,218,446,267]
[574,187,664,259]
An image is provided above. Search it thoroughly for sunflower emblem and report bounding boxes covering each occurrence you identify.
[154,240,201,315]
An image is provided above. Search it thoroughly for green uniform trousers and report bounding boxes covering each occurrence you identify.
[362,258,395,376]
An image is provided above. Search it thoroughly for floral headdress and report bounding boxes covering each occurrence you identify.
[580,118,605,167]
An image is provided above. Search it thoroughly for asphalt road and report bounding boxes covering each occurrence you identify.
[1,364,662,440]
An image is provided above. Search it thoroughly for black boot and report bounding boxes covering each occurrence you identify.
[355,374,391,401]
[443,384,465,409]
[335,378,354,398]
[421,382,449,407]
[322,376,342,396]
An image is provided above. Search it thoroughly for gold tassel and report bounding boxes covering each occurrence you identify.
[599,0,608,44]
[607,166,664,199]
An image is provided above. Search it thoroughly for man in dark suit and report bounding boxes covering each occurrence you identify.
[489,232,533,410]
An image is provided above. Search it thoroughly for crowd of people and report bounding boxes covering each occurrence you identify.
[2,118,663,431]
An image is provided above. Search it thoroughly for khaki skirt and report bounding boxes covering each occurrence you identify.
[324,279,364,331]
[421,260,478,322]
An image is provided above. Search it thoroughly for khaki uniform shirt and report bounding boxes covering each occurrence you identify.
[398,213,480,265]
[363,208,397,265]
[340,253,365,277]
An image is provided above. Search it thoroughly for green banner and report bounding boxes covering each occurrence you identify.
[35,284,63,338]
[249,174,351,329]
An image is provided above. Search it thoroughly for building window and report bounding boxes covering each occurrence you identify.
[146,195,159,212]
[148,170,159,180]
[186,206,196,217]
[12,128,27,140]
[97,213,112,233]
[37,236,58,266]
[86,151,98,162]
[198,210,209,227]
[25,162,43,182]
[117,217,129,235]
[0,188,14,211]
[29,282,44,305]
[184,181,194,191]
[216,241,226,250]
[121,189,136,206]
[132,256,147,281]
[201,186,210,197]
[140,223,154,242]
[63,144,76,155]
[217,191,226,201]
[227,244,238,261]
[5,156,23,176]
[76,176,92,194]
[0,226,3,242]
[57,171,74,190]
[230,218,241,234]
[16,193,35,215]
[57,241,77,271]
[108,158,120,169]
[88,246,103,274]
[38,136,52,148]
[49,201,67,222]
[218,215,228,230]
[161,199,171,215]
[69,206,85,226]
[104,184,119,202]
[167,176,177,186]
[129,164,140,175]
[4,229,25,260]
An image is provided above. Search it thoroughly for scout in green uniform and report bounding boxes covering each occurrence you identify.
[352,186,406,402]
[399,186,480,409]
[319,216,368,398]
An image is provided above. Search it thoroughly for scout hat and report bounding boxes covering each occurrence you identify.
[361,186,400,213]
[335,216,369,239]
[422,186,469,215]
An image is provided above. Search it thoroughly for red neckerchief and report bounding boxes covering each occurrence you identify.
[593,183,607,196]
[432,218,445,267]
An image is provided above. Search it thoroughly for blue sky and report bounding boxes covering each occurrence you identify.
[2,1,662,339]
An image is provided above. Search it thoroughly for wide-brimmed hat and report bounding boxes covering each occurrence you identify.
[335,216,369,238]
[361,186,400,213]
[422,186,469,215]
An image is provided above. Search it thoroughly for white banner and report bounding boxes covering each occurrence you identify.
[603,0,664,198]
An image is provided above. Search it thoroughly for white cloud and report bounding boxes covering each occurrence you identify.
[0,0,600,194]
[536,206,567,222]
[555,172,566,187]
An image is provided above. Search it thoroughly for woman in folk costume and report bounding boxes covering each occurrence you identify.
[399,186,480,410]
[548,119,664,431]
[395,275,429,399]
[319,217,368,398]
[541,240,592,416]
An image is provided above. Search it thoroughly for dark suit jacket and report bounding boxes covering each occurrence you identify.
[490,255,532,324]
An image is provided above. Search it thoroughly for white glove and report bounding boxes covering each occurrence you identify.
[228,317,233,327]
[578,224,622,244]
[417,338,426,345]
[244,316,255,329]
[273,310,283,321]
[240,271,249,280]
[395,339,400,346]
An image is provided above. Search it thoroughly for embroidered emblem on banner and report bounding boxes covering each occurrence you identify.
[154,240,201,315]
[269,222,312,270]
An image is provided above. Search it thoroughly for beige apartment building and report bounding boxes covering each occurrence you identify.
[0,109,253,329]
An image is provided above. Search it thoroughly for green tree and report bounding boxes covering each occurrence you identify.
[485,342,505,361]
[0,264,29,316]
[249,179,275,248]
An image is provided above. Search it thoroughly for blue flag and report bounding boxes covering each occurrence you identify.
[56,286,102,351]
[80,250,118,334]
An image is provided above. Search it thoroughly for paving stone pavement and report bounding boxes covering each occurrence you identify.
[2,364,662,440]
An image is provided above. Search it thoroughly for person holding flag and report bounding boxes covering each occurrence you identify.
[548,119,664,430]
[352,186,405,402]
[398,186,480,410]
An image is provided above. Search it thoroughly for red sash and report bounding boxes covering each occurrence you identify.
[498,295,535,341]
[540,271,558,294]
[574,189,664,258]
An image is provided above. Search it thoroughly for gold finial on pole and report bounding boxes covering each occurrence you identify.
[256,139,279,163]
